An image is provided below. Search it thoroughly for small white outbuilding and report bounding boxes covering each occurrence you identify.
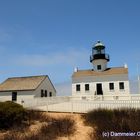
[0,75,56,104]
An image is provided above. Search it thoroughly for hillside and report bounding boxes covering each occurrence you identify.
[0,112,93,140]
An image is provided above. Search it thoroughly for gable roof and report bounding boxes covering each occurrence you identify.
[0,75,48,92]
[72,67,128,78]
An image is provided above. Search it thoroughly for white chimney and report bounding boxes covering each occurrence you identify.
[124,63,128,68]
[74,67,78,72]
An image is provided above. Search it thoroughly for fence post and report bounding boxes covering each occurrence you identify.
[99,101,101,109]
[46,102,48,112]
[71,101,73,114]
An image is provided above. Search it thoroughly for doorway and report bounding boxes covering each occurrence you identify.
[96,84,103,95]
[12,92,17,101]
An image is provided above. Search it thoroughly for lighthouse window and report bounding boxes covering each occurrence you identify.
[97,65,101,70]
[109,83,114,90]
[76,84,80,91]
[119,82,124,90]
[85,84,89,91]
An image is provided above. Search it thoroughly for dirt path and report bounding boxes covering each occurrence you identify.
[46,113,93,140]
[0,112,94,140]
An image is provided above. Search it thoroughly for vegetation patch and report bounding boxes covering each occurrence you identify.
[40,117,76,139]
[26,109,52,124]
[83,108,140,140]
[3,116,76,140]
[0,104,76,140]
[0,101,27,129]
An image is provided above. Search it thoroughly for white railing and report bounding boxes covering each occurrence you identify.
[1,94,140,113]
[21,95,140,113]
[69,94,140,101]
[23,96,70,108]
[33,100,140,113]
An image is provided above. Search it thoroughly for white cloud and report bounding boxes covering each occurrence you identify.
[14,48,89,67]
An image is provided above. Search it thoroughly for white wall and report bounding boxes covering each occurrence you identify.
[35,77,56,97]
[0,92,12,102]
[0,91,34,104]
[72,80,130,97]
[92,59,107,71]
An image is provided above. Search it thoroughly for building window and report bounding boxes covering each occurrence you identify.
[85,84,89,91]
[76,84,80,91]
[97,65,101,70]
[45,90,47,97]
[41,89,44,97]
[49,92,52,97]
[119,82,124,90]
[109,83,114,90]
[12,92,17,101]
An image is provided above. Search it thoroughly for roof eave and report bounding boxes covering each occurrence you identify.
[0,89,35,92]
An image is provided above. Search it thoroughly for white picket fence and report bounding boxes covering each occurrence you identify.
[22,96,70,108]
[22,95,140,113]
[33,100,140,113]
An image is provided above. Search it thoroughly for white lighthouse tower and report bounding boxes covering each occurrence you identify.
[72,40,130,99]
[90,41,110,72]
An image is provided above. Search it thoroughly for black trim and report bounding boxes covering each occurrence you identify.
[90,54,110,62]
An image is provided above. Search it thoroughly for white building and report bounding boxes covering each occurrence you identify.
[72,41,130,100]
[0,75,56,103]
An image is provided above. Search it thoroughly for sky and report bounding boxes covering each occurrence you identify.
[0,0,140,94]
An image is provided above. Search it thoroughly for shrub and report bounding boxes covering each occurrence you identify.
[4,131,50,140]
[3,116,76,140]
[40,117,76,139]
[3,131,21,140]
[26,110,43,121]
[83,108,140,140]
[26,110,52,125]
[84,109,114,130]
[0,101,27,129]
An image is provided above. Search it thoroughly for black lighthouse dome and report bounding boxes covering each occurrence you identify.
[90,41,110,63]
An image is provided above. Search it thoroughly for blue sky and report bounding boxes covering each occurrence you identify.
[0,0,140,87]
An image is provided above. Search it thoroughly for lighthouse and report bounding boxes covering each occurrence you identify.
[72,40,130,99]
[90,41,110,72]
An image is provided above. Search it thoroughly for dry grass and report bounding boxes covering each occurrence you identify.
[1,111,77,140]
[0,112,94,140]
[83,108,140,140]
[40,117,76,139]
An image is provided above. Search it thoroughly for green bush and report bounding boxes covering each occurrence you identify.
[0,101,27,129]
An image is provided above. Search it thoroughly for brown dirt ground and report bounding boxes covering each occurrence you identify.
[47,112,94,140]
[0,112,94,140]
